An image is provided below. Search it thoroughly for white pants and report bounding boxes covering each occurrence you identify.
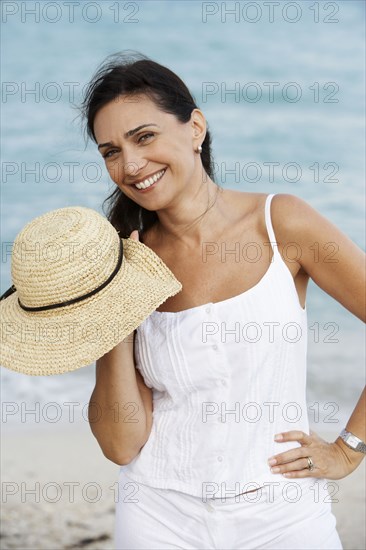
[114,469,343,550]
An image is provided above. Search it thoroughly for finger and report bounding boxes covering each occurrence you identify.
[268,447,309,466]
[270,456,311,475]
[129,230,139,242]
[281,467,317,479]
[275,430,313,446]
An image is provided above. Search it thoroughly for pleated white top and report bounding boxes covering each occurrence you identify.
[121,193,309,498]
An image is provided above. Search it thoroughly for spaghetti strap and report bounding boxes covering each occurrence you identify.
[264,193,279,257]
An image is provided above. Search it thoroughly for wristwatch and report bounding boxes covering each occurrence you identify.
[339,429,366,454]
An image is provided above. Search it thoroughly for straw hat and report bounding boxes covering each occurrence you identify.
[0,206,182,376]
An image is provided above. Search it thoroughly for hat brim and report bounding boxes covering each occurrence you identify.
[0,238,182,376]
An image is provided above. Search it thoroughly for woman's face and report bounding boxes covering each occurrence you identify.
[93,94,205,210]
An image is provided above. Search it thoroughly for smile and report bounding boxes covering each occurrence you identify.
[134,169,166,190]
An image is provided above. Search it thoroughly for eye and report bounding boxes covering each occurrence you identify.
[138,132,154,143]
[103,149,118,159]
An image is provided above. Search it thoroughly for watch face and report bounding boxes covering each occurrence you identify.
[347,435,359,448]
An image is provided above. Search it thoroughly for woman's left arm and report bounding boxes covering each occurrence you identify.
[267,193,366,480]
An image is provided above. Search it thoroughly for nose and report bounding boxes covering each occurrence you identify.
[124,161,144,177]
[123,145,148,178]
[107,146,148,185]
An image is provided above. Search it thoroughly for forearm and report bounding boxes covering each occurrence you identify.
[88,332,151,464]
[334,386,366,468]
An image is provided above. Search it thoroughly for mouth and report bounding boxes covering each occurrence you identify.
[132,168,166,193]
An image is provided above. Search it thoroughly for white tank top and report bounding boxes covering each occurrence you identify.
[121,193,310,498]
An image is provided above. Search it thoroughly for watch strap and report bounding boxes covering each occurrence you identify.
[340,429,366,454]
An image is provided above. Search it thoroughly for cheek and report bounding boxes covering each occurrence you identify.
[105,160,123,184]
[167,141,196,171]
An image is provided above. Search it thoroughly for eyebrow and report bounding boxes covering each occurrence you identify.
[97,123,159,150]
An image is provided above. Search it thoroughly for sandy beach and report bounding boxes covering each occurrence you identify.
[1,421,365,550]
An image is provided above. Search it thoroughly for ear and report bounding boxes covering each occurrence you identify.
[190,108,207,147]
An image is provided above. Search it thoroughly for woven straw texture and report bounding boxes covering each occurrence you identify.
[0,206,182,376]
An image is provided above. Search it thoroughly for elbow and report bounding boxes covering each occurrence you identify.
[90,422,151,467]
[88,423,139,465]
[103,449,134,466]
[113,455,134,466]
[102,443,145,466]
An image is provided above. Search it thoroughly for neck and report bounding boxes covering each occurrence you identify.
[153,175,226,249]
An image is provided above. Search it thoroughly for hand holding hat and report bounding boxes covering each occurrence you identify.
[0,207,182,376]
[129,229,139,242]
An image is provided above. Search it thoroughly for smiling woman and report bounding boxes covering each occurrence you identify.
[80,51,365,550]
[80,51,218,239]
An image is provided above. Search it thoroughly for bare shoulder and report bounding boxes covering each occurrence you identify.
[268,192,342,247]
[260,192,328,267]
[268,192,365,274]
[221,189,303,220]
[263,193,302,239]
[224,189,292,235]
[269,192,316,228]
[233,191,311,275]
[269,193,365,322]
[229,189,301,239]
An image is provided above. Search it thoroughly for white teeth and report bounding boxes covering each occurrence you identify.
[135,169,165,190]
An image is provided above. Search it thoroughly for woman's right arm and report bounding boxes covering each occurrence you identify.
[88,330,153,465]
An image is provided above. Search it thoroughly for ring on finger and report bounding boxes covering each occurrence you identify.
[306,456,315,471]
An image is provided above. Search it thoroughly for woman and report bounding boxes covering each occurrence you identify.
[82,52,365,549]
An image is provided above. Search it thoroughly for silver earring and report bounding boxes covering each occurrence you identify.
[196,145,202,154]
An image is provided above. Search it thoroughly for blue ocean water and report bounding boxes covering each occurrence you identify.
[1,1,365,431]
